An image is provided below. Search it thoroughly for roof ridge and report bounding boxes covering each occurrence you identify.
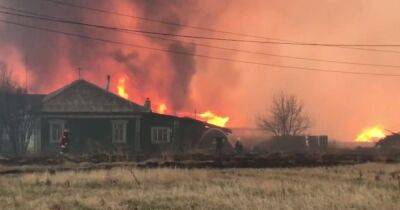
[42,79,146,111]
[43,79,83,102]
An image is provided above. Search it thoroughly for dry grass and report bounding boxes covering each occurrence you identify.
[0,163,399,210]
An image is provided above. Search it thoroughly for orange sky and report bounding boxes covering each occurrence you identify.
[190,0,400,141]
[1,0,400,141]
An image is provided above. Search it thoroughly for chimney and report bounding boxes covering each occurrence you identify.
[144,98,151,112]
[105,75,110,91]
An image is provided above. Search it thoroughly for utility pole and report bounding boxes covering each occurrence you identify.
[25,68,28,93]
[23,52,29,93]
[77,67,82,79]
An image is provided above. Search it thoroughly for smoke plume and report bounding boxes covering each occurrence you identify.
[4,0,400,141]
[0,0,200,112]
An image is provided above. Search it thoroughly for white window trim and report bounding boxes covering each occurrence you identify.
[49,120,65,143]
[112,120,128,143]
[151,127,171,144]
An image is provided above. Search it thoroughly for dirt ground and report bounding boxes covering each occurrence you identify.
[0,163,399,210]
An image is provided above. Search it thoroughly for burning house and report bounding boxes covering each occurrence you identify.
[25,79,231,155]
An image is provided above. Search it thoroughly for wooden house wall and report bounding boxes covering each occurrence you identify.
[178,120,208,151]
[36,113,225,155]
[40,117,138,154]
[139,114,178,154]
[138,115,216,154]
[138,116,222,154]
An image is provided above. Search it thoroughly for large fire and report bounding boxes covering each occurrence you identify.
[355,125,386,142]
[117,77,129,99]
[198,111,230,127]
[114,78,229,127]
[157,103,167,114]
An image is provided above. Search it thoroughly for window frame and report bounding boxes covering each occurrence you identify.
[151,127,171,144]
[111,120,128,143]
[49,120,65,144]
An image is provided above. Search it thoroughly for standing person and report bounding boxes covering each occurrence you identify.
[59,129,69,155]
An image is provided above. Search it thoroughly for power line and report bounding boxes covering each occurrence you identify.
[0,8,281,44]
[2,18,400,78]
[2,7,400,70]
[7,2,400,47]
[37,0,400,51]
[38,0,279,40]
[35,0,400,54]
[342,47,400,54]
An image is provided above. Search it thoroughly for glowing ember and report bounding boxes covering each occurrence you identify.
[356,125,386,142]
[117,77,129,99]
[157,103,167,114]
[199,111,229,127]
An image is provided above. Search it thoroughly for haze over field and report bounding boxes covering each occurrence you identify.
[1,0,400,141]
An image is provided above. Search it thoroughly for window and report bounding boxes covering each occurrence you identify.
[151,127,171,144]
[0,127,8,142]
[49,120,65,143]
[112,120,128,143]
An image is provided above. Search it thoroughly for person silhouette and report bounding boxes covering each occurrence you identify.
[59,129,69,155]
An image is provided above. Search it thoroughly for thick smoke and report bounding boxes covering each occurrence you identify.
[0,0,118,91]
[0,0,199,112]
[0,0,65,90]
[167,42,196,111]
[116,0,198,111]
[112,50,151,92]
[6,0,397,141]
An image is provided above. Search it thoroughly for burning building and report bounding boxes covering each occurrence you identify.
[26,79,231,155]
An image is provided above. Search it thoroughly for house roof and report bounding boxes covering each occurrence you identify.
[376,134,400,147]
[143,112,231,133]
[40,79,147,113]
[27,79,231,131]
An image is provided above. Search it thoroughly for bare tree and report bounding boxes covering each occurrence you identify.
[0,64,33,155]
[257,92,311,137]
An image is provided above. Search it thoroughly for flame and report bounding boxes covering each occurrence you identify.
[157,103,167,114]
[355,125,386,142]
[199,111,229,127]
[117,77,129,99]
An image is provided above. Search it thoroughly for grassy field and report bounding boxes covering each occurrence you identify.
[0,163,399,210]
